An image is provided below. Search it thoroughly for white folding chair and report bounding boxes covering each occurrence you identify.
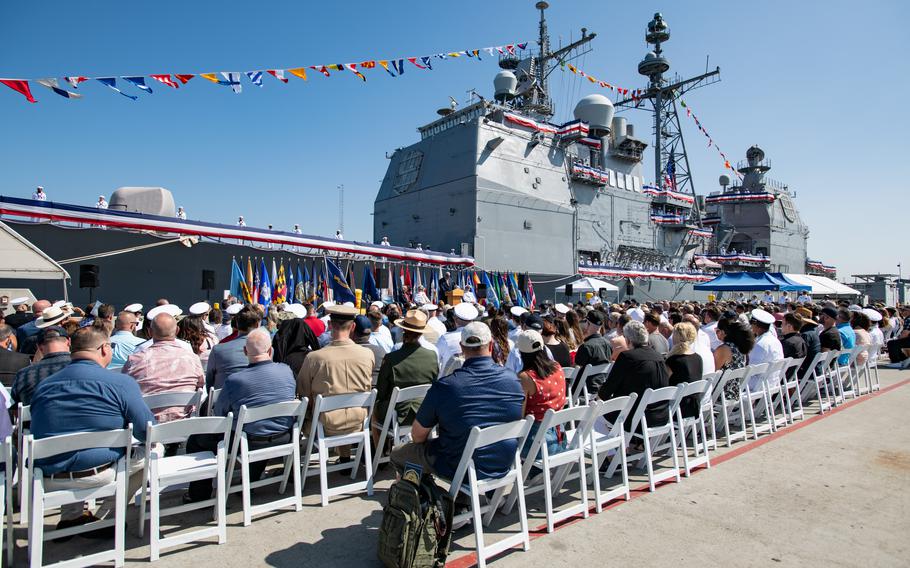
[866,343,882,392]
[712,367,749,446]
[580,395,637,513]
[142,389,204,421]
[742,364,773,439]
[1,436,14,567]
[780,357,806,423]
[849,345,871,395]
[443,417,534,568]
[571,363,611,407]
[28,427,133,568]
[16,403,31,526]
[821,351,846,405]
[138,415,233,561]
[799,352,833,413]
[302,390,376,507]
[372,384,431,476]
[834,349,859,400]
[635,385,685,491]
[698,371,722,450]
[761,360,790,431]
[225,400,306,526]
[501,405,595,533]
[675,380,713,477]
[205,388,222,416]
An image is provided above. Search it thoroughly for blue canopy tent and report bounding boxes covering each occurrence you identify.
[694,272,811,291]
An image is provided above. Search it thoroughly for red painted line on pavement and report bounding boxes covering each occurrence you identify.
[446,377,910,568]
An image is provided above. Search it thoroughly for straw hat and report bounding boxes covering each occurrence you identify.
[394,309,429,334]
[35,305,69,329]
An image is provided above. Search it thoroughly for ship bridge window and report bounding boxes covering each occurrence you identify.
[393,150,423,194]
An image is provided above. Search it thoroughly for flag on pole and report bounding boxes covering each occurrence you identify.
[274,261,287,304]
[296,264,306,304]
[245,258,255,303]
[482,272,499,308]
[96,78,137,100]
[252,259,261,304]
[325,259,356,303]
[363,265,381,304]
[287,263,296,304]
[230,258,246,300]
[36,78,82,99]
[271,259,278,297]
[122,76,153,93]
[526,274,537,309]
[258,259,272,308]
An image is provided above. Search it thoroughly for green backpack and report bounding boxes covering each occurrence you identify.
[378,472,455,568]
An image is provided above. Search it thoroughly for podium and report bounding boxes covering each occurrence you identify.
[446,289,464,306]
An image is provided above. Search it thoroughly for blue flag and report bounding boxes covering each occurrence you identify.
[122,76,153,94]
[482,272,500,308]
[287,263,296,304]
[326,258,356,303]
[363,265,381,304]
[230,258,246,300]
[96,77,137,100]
[258,259,272,308]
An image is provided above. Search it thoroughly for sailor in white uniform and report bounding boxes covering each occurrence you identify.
[747,308,784,390]
[96,195,108,209]
[435,302,478,377]
[177,206,187,220]
[33,186,47,201]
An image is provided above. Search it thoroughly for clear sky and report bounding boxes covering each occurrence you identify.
[1,1,906,282]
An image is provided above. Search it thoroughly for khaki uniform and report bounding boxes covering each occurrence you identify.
[297,339,374,437]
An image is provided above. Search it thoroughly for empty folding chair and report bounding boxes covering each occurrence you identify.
[1,436,13,567]
[675,380,713,477]
[142,389,204,421]
[571,362,611,407]
[798,352,833,414]
[372,384,431,476]
[443,417,534,568]
[302,390,377,507]
[711,367,749,446]
[500,405,596,533]
[28,427,133,568]
[742,364,774,439]
[780,357,806,423]
[580,394,637,513]
[138,415,233,561]
[849,345,871,395]
[225,400,306,526]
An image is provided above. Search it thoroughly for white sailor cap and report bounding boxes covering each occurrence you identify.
[453,302,479,322]
[554,303,571,315]
[10,297,30,306]
[848,304,863,312]
[370,301,384,309]
[862,308,883,322]
[342,302,355,307]
[225,303,243,315]
[124,303,143,313]
[750,308,775,325]
[147,304,182,320]
[509,306,528,318]
[420,303,438,312]
[286,304,307,318]
[322,301,336,309]
[189,302,211,316]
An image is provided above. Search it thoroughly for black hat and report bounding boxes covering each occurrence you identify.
[525,314,544,331]
[585,310,605,326]
[37,325,68,344]
[821,307,838,320]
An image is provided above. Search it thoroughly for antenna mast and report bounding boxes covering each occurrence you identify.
[337,184,344,235]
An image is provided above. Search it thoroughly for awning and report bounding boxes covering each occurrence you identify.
[783,273,861,296]
[693,272,810,292]
[0,221,70,281]
[556,277,619,294]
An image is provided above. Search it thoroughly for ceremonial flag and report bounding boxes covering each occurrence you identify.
[221,72,242,93]
[258,259,272,308]
[363,265,380,304]
[267,69,288,83]
[246,71,263,87]
[150,74,180,88]
[405,266,413,291]
[0,79,36,103]
[271,259,278,295]
[36,78,82,99]
[252,259,261,304]
[498,273,511,304]
[274,261,287,304]
[325,258,355,303]
[122,76,153,93]
[245,258,255,303]
[414,267,422,290]
[526,274,537,309]
[230,258,246,300]
[64,76,89,88]
[391,265,400,303]
[303,263,312,302]
[482,272,499,308]
[295,263,306,303]
[287,263,296,304]
[288,68,307,81]
[175,74,195,84]
[96,78,137,100]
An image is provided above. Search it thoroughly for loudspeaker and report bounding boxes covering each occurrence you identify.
[565,284,573,296]
[599,287,608,299]
[377,268,386,288]
[79,264,100,288]
[477,283,487,299]
[518,273,527,290]
[201,269,216,291]
[626,282,634,296]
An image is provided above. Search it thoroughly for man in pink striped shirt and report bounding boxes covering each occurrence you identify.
[123,313,204,422]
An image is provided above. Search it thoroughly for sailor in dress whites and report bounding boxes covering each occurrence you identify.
[177,207,187,220]
[747,308,784,390]
[96,195,108,209]
[435,302,479,377]
[32,186,47,201]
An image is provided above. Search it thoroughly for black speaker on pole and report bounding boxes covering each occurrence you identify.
[79,264,100,288]
[565,284,573,297]
[599,287,608,299]
[518,273,527,290]
[626,281,635,296]
[201,270,216,291]
[477,283,487,299]
[377,267,386,288]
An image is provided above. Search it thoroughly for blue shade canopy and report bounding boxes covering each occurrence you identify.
[693,272,810,292]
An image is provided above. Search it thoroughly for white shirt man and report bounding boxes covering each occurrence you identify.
[96,196,108,209]
[796,292,812,304]
[237,216,246,227]
[762,292,775,303]
[33,187,47,201]
[778,293,790,305]
[626,305,645,323]
[747,309,784,390]
[293,224,302,234]
[462,286,476,304]
[177,207,187,220]
[435,303,478,376]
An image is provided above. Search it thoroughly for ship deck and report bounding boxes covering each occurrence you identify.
[16,368,910,568]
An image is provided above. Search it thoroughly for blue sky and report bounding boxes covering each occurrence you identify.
[1,1,906,281]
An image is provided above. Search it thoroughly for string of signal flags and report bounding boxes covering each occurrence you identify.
[563,62,742,179]
[0,40,529,104]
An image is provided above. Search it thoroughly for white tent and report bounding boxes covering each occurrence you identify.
[784,273,860,297]
[0,221,70,298]
[555,277,619,295]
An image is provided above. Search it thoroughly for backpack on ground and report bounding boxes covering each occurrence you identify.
[378,471,454,568]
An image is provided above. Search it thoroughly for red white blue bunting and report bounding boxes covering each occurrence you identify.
[579,265,713,283]
[704,192,776,204]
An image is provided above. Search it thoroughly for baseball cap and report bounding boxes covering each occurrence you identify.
[460,321,492,347]
[353,315,372,335]
[585,310,605,326]
[516,329,544,354]
[37,325,68,344]
[525,314,544,331]
[821,307,838,320]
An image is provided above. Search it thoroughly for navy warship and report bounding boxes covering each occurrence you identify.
[373,4,832,301]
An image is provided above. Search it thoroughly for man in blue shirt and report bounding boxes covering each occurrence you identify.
[185,328,297,502]
[16,300,53,355]
[205,305,261,389]
[391,321,524,480]
[835,308,856,366]
[107,311,145,370]
[10,326,71,406]
[30,326,157,532]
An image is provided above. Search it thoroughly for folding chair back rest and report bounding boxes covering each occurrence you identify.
[207,387,222,415]
[562,367,578,382]
[712,367,748,402]
[314,390,376,414]
[30,428,133,462]
[573,362,611,403]
[238,400,305,425]
[143,389,204,415]
[147,415,234,445]
[448,417,534,498]
[677,379,711,400]
[784,357,805,379]
[390,384,430,405]
[595,394,638,431]
[744,363,770,392]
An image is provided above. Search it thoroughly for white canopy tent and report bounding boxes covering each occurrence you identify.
[555,277,620,295]
[784,273,860,297]
[0,221,70,299]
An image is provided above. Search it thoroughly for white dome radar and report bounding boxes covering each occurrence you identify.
[573,94,615,138]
